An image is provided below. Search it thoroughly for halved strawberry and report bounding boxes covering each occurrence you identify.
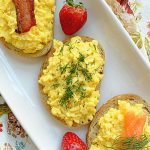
[61,132,87,150]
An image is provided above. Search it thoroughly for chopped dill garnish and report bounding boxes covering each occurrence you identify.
[78,53,85,62]
[60,87,73,106]
[76,84,85,92]
[93,44,97,50]
[64,42,69,46]
[60,64,69,74]
[66,75,72,85]
[52,83,59,88]
[76,83,85,91]
[104,135,150,150]
[81,68,92,81]
[68,44,73,52]
[60,45,64,53]
[80,92,86,100]
[76,84,86,99]
[59,51,92,106]
[70,64,77,74]
[80,92,86,99]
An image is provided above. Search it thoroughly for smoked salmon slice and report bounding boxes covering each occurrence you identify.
[123,111,147,139]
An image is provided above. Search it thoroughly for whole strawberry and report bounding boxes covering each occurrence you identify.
[59,0,87,35]
[61,132,87,150]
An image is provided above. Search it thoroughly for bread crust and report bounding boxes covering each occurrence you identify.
[86,94,150,149]
[0,38,53,57]
[0,2,55,58]
[38,36,105,127]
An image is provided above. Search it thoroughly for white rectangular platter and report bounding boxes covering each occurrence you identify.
[0,0,150,149]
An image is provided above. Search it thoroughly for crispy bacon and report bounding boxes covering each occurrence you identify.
[117,0,133,14]
[13,0,36,33]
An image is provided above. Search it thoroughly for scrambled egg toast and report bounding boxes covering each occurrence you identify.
[87,94,150,150]
[0,0,55,57]
[39,36,105,127]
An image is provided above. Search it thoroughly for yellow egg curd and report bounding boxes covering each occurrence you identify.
[0,0,55,53]
[39,36,105,126]
[90,101,150,150]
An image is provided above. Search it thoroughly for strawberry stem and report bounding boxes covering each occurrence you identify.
[66,0,84,8]
[66,0,74,6]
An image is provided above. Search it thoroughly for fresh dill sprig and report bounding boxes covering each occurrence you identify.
[81,68,92,81]
[76,84,85,92]
[60,87,73,106]
[59,53,92,106]
[76,84,86,99]
[60,64,69,74]
[104,135,150,150]
[60,45,64,53]
[93,44,97,51]
[78,53,85,62]
[70,64,77,74]
[66,75,72,85]
[52,83,59,89]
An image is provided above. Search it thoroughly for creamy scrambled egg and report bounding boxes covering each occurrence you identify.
[39,36,105,126]
[0,0,55,53]
[90,101,150,150]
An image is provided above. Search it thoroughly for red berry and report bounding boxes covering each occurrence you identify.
[59,1,87,35]
[61,132,87,150]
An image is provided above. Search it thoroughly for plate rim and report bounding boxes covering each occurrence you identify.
[0,0,150,149]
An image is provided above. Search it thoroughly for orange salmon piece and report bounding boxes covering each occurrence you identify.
[123,111,146,139]
[134,113,147,139]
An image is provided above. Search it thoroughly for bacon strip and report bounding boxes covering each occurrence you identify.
[13,0,36,33]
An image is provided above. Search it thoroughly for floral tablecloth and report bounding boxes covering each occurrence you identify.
[0,96,37,150]
[0,0,150,149]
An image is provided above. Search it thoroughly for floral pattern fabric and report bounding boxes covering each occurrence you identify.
[0,0,149,149]
[0,96,37,150]
[106,0,150,61]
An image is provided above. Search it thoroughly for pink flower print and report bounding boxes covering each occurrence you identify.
[16,126,21,135]
[147,32,150,38]
[147,22,150,38]
[147,22,150,28]
[8,112,16,121]
[0,123,3,133]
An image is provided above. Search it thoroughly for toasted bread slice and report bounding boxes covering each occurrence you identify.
[86,94,150,149]
[38,36,105,127]
[0,1,55,58]
[0,37,53,57]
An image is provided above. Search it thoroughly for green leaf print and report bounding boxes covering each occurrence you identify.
[0,103,11,116]
[144,38,150,62]
[15,141,26,150]
[130,32,143,49]
[130,0,142,13]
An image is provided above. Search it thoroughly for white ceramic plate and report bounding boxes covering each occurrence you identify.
[0,0,150,149]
